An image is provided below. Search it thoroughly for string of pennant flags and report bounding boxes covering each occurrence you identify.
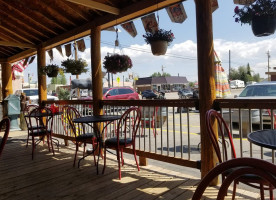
[11,0,251,80]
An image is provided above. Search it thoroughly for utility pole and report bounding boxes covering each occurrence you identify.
[229,50,231,80]
[267,50,270,80]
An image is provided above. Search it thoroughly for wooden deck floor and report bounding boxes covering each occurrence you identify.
[0,131,260,200]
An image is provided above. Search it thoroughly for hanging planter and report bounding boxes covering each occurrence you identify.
[233,0,276,37]
[61,58,88,75]
[251,15,276,37]
[143,29,175,56]
[40,64,60,77]
[103,54,133,74]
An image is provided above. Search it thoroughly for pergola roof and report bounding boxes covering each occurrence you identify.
[0,0,184,63]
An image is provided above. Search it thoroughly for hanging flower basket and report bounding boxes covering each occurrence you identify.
[233,0,276,37]
[251,15,276,37]
[61,58,88,75]
[150,40,168,56]
[40,64,60,77]
[103,54,133,74]
[143,29,175,56]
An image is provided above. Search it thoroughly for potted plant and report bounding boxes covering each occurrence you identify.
[143,29,175,56]
[40,64,60,77]
[103,54,133,73]
[61,58,88,75]
[234,0,276,37]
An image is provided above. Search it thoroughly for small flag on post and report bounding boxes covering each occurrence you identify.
[121,21,137,37]
[166,3,187,23]
[65,43,72,57]
[56,45,64,57]
[141,13,158,33]
[47,49,53,61]
[76,39,86,52]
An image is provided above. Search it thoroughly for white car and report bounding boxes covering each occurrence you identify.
[15,88,59,105]
[224,82,276,125]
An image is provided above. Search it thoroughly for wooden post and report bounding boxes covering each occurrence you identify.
[1,62,13,117]
[195,0,218,184]
[37,46,47,106]
[91,26,103,116]
[1,62,13,99]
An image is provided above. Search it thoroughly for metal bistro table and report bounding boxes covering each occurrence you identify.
[248,129,276,150]
[73,115,121,174]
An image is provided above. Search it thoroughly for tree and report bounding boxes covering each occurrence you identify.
[151,72,171,77]
[229,64,260,83]
[57,88,70,100]
[50,74,67,85]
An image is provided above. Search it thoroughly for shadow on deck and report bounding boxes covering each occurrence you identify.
[0,131,260,200]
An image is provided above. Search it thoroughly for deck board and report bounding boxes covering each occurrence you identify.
[0,131,261,200]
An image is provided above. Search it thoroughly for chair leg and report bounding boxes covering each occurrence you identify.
[92,140,96,166]
[116,149,121,179]
[73,143,79,167]
[26,132,30,148]
[232,180,237,200]
[260,183,265,200]
[102,146,107,174]
[269,184,274,200]
[83,143,86,158]
[49,135,55,156]
[133,148,140,171]
[121,148,124,166]
[47,135,51,152]
[32,136,35,160]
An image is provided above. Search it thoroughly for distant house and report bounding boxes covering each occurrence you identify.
[135,76,189,93]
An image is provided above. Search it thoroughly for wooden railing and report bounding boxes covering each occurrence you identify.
[44,99,201,169]
[44,98,276,169]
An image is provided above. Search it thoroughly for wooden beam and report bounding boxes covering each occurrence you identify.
[1,62,13,102]
[195,0,217,184]
[0,41,36,48]
[37,46,47,106]
[7,0,183,62]
[64,0,120,15]
[0,25,34,44]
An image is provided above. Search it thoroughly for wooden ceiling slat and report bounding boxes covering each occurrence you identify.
[0,25,35,44]
[0,41,36,48]
[0,47,19,56]
[0,0,58,36]
[29,0,78,27]
[4,0,68,33]
[0,9,50,40]
[0,50,12,57]
[64,0,120,15]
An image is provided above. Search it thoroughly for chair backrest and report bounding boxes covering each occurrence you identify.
[116,107,141,145]
[24,105,39,128]
[64,106,85,138]
[205,109,236,163]
[28,106,53,133]
[0,118,10,157]
[192,158,276,200]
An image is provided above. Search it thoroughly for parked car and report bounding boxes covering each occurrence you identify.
[15,88,59,105]
[224,82,276,126]
[178,89,193,99]
[141,90,158,99]
[103,87,139,100]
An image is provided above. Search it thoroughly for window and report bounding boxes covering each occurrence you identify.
[108,89,118,96]
[118,88,133,95]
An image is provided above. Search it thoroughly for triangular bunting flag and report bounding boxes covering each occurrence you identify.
[23,57,29,66]
[56,45,64,57]
[47,49,53,61]
[76,39,86,52]
[166,3,187,24]
[141,13,158,33]
[104,27,116,32]
[121,21,137,37]
[65,43,72,57]
[29,56,35,65]
[212,0,219,12]
[233,0,255,5]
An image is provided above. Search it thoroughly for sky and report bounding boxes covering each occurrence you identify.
[22,0,276,85]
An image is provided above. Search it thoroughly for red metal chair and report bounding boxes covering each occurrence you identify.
[192,158,276,200]
[0,118,10,158]
[65,106,98,167]
[102,107,141,179]
[206,109,275,200]
[23,105,39,147]
[27,106,55,160]
[267,109,276,129]
[140,106,159,137]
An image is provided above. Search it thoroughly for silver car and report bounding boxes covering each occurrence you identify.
[224,82,276,126]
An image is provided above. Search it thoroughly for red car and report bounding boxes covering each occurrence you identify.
[103,87,139,100]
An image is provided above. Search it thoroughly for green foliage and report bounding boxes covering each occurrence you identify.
[229,64,260,83]
[57,88,70,100]
[151,72,171,77]
[234,0,276,25]
[189,82,195,88]
[50,74,67,85]
[143,29,175,45]
[61,58,88,75]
